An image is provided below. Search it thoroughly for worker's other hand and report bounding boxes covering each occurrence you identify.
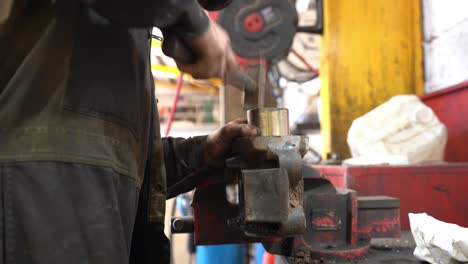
[205,118,258,167]
[176,20,238,79]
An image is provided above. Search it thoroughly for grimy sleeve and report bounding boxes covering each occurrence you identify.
[162,136,208,197]
[87,0,210,39]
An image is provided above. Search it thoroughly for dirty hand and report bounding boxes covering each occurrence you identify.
[176,19,238,79]
[205,118,258,167]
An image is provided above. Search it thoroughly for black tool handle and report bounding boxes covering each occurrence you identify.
[171,216,194,233]
[162,34,197,64]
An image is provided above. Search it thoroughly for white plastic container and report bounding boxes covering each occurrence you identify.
[346,95,447,165]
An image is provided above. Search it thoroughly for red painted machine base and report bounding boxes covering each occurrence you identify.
[308,240,371,260]
[312,163,468,229]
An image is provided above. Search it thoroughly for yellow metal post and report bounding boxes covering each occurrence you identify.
[320,0,424,158]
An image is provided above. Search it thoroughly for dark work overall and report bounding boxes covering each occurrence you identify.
[0,1,209,263]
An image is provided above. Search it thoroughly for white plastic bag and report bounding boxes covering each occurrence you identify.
[346,95,447,165]
[409,213,468,264]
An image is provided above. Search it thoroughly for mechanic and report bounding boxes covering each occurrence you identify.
[0,0,255,263]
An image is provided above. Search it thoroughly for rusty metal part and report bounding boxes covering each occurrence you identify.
[257,62,267,108]
[270,142,303,187]
[261,169,401,260]
[357,196,400,239]
[278,207,307,236]
[241,168,289,223]
[229,107,307,238]
[247,108,290,136]
[241,61,275,110]
[231,135,309,188]
[264,199,399,260]
[228,134,308,237]
[232,136,309,160]
[174,105,401,261]
[185,163,401,263]
[192,182,265,245]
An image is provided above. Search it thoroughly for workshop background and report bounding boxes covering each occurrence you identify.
[151,0,468,263]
